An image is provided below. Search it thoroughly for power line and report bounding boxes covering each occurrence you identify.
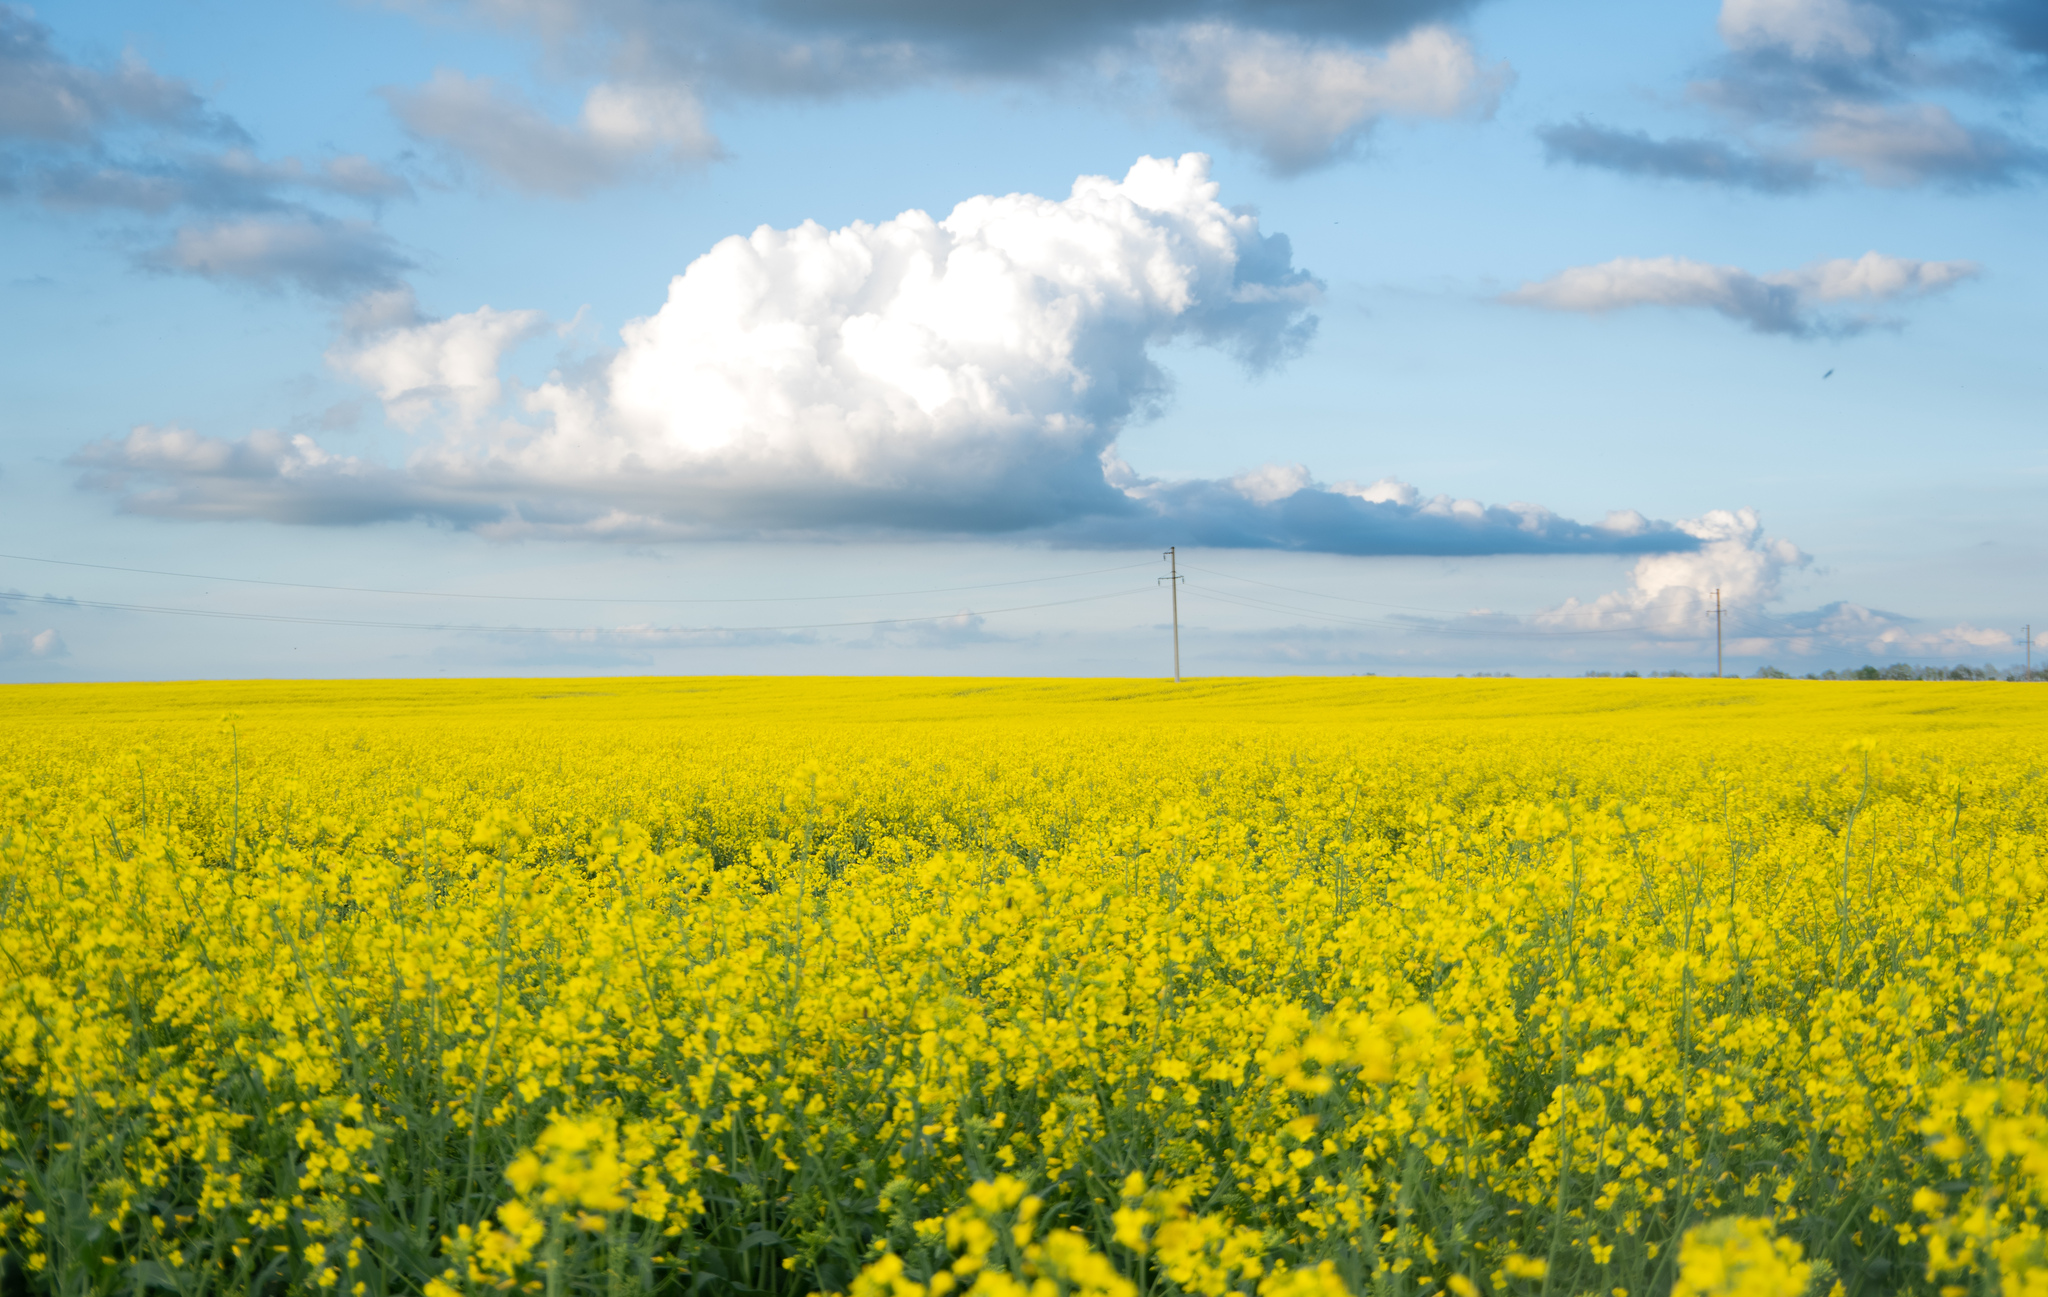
[1189,585,1664,639]
[0,551,1158,605]
[0,587,1149,636]
[1182,559,1643,622]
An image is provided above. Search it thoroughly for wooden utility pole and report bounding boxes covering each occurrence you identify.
[1161,547,1183,683]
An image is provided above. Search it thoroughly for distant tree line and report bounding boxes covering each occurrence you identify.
[1755,663,2045,681]
[1582,665,2045,681]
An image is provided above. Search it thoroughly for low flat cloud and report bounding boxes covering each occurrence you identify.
[1503,250,1978,335]
[384,71,720,197]
[71,425,485,527]
[861,611,1013,650]
[1073,464,1692,555]
[78,155,1705,558]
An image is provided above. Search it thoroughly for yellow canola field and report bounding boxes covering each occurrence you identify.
[1,676,2045,1297]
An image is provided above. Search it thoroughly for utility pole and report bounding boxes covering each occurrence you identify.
[1715,587,1723,680]
[2027,624,2033,679]
[1161,547,1183,683]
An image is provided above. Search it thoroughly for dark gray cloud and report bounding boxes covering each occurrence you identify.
[1991,0,2048,59]
[1538,119,1819,192]
[1543,0,2046,191]
[748,0,1479,54]
[397,0,1506,177]
[469,0,1488,90]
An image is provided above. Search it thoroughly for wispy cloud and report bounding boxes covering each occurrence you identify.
[1,8,411,295]
[0,7,228,144]
[1538,119,1820,192]
[35,149,408,213]
[141,216,414,297]
[384,71,720,197]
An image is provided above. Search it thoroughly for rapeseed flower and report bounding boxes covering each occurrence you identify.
[0,675,2042,1296]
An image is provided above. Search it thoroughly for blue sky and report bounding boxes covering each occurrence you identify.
[1,0,2042,680]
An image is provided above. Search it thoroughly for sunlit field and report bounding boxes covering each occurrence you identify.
[2,677,2044,1297]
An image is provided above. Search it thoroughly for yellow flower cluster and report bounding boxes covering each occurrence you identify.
[1671,1217,1811,1297]
[0,675,2043,1297]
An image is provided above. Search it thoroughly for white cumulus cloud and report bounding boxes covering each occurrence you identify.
[1538,508,1809,635]
[1521,507,2015,666]
[1155,24,1511,173]
[469,152,1322,530]
[1503,250,1978,336]
[77,155,1705,558]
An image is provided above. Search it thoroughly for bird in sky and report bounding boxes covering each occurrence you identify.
[1823,369,1834,379]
